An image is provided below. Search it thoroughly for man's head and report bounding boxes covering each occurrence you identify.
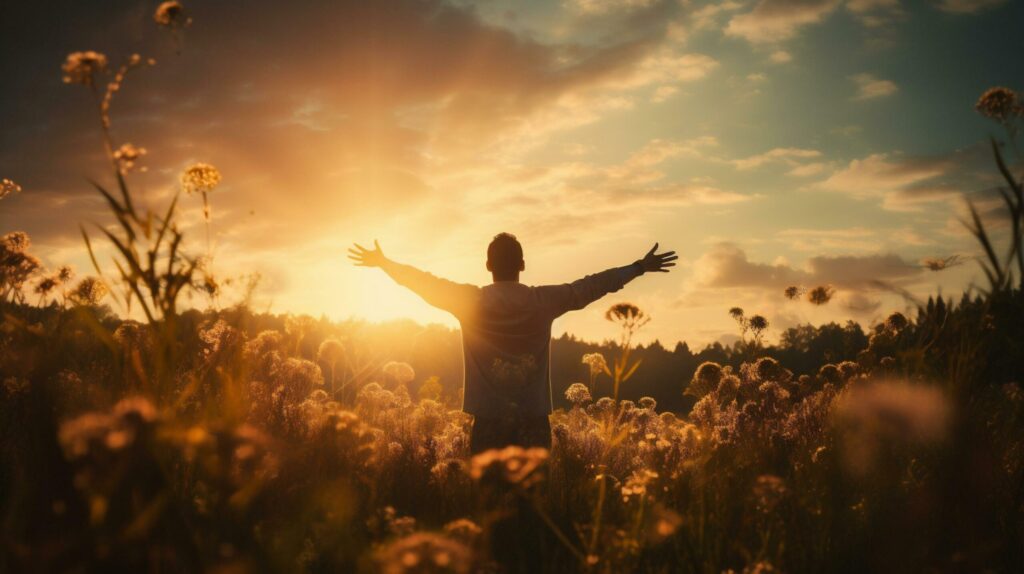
[486,232,524,281]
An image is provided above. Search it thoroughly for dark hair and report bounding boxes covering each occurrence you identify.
[487,233,523,277]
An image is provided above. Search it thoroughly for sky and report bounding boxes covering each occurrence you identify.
[1,0,1022,347]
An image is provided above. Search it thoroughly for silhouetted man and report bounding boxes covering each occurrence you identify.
[348,233,676,453]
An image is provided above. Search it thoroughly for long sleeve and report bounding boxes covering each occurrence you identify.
[379,259,479,317]
[535,262,644,318]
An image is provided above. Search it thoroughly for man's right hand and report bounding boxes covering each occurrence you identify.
[637,243,677,273]
[348,240,388,268]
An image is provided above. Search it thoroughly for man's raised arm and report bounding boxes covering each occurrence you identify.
[537,243,677,317]
[348,240,478,317]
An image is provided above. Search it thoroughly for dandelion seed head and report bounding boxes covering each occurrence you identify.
[582,352,608,376]
[807,285,835,306]
[61,51,107,86]
[113,143,147,173]
[154,1,191,28]
[382,361,415,384]
[0,178,21,199]
[181,162,222,195]
[605,302,647,325]
[975,87,1021,124]
[565,382,593,406]
[884,312,908,333]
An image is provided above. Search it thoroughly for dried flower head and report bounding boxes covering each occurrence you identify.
[154,1,191,28]
[884,312,908,333]
[69,277,107,306]
[833,381,951,476]
[752,474,787,513]
[582,352,609,376]
[382,361,416,384]
[748,314,769,332]
[61,51,107,86]
[443,518,483,545]
[375,532,472,574]
[470,446,548,487]
[807,285,835,305]
[1,178,21,200]
[784,285,802,300]
[113,143,147,173]
[687,361,724,399]
[922,255,963,271]
[975,87,1021,124]
[318,338,346,365]
[565,382,593,406]
[181,162,222,195]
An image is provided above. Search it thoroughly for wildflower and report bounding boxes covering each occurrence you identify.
[34,276,58,297]
[382,361,416,384]
[729,307,744,319]
[646,504,682,543]
[975,87,1021,124]
[686,361,723,399]
[748,315,769,338]
[818,364,841,385]
[837,360,860,380]
[443,518,482,545]
[807,285,835,305]
[565,382,592,407]
[0,178,21,199]
[582,352,609,376]
[317,338,346,365]
[113,143,147,173]
[199,318,240,356]
[884,312,908,333]
[752,474,786,513]
[833,381,950,477]
[1,232,41,299]
[621,469,659,501]
[784,285,802,300]
[61,51,107,86]
[922,255,962,271]
[181,162,221,195]
[470,446,548,487]
[375,532,472,574]
[638,396,657,410]
[154,1,191,28]
[68,277,107,306]
[606,302,643,323]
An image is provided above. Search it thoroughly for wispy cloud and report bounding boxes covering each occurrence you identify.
[850,73,899,100]
[725,0,841,44]
[935,0,1007,14]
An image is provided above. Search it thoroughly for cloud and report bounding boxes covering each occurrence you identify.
[568,0,660,15]
[694,242,924,292]
[846,0,905,27]
[850,73,899,100]
[816,147,994,211]
[650,85,680,103]
[725,0,841,44]
[733,147,823,170]
[694,243,811,288]
[770,50,793,63]
[935,0,1007,14]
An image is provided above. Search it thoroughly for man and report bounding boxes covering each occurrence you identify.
[348,233,676,453]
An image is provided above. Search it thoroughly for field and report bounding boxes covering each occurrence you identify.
[3,2,1024,573]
